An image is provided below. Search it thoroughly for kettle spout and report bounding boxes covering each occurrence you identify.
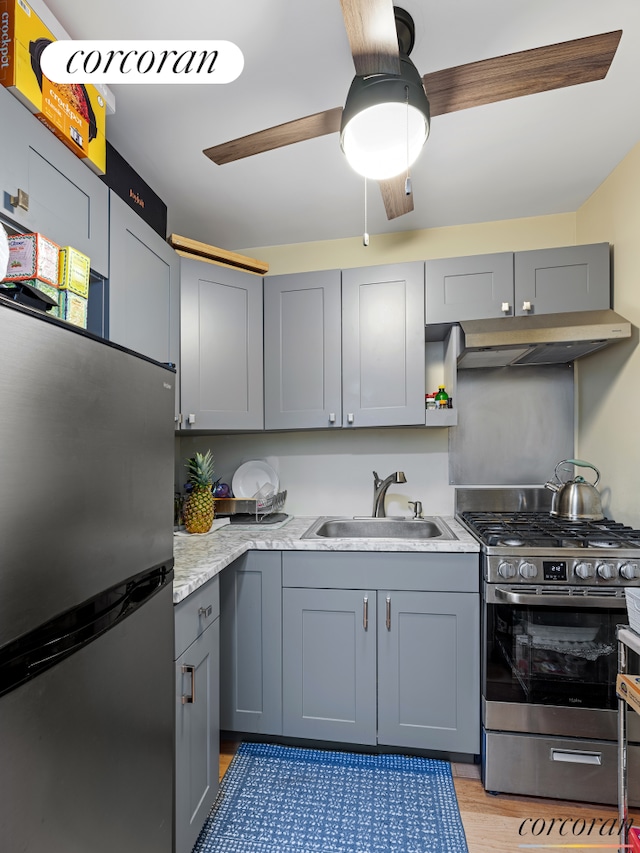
[544,480,560,493]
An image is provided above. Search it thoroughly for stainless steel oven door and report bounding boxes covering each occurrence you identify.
[483,584,629,713]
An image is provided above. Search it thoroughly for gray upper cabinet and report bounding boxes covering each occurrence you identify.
[426,243,610,324]
[426,252,514,323]
[514,243,610,316]
[342,262,425,427]
[106,192,180,409]
[0,86,109,276]
[264,270,342,430]
[180,257,264,431]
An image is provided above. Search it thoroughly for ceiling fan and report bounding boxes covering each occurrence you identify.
[203,0,622,221]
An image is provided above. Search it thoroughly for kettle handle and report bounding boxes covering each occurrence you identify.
[554,458,600,487]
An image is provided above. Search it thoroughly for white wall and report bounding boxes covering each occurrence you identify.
[179,428,451,517]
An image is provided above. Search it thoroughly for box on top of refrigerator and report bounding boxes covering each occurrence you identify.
[0,0,106,174]
[5,232,59,285]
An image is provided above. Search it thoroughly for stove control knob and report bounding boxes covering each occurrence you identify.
[620,562,640,580]
[497,561,516,580]
[575,562,595,580]
[519,561,537,580]
[597,562,616,580]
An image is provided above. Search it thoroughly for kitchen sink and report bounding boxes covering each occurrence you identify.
[301,516,457,540]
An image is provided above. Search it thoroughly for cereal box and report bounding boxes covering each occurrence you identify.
[56,289,87,328]
[5,232,60,285]
[0,0,106,174]
[59,246,90,298]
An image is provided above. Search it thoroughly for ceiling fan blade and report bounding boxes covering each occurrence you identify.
[203,107,343,165]
[339,0,400,76]
[423,30,622,117]
[378,175,414,219]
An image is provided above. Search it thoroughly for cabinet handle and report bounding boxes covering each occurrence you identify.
[198,605,212,618]
[187,414,196,425]
[522,301,533,312]
[347,413,354,424]
[329,412,336,424]
[501,302,511,314]
[386,596,391,630]
[9,188,29,211]
[181,664,195,704]
[363,596,368,630]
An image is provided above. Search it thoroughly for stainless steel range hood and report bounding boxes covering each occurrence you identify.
[457,308,632,368]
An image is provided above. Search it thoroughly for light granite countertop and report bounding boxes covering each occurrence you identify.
[172,515,480,604]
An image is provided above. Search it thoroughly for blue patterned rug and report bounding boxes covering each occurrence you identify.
[193,742,469,853]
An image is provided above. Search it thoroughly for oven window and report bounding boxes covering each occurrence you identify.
[485,601,633,710]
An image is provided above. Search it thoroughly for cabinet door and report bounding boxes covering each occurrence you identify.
[377,590,480,754]
[220,551,282,735]
[175,618,219,853]
[341,262,425,427]
[282,587,376,744]
[264,270,342,430]
[106,192,180,414]
[514,243,610,315]
[180,257,264,431]
[425,252,514,322]
[0,86,109,276]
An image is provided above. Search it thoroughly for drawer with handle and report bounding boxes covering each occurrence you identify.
[174,576,220,658]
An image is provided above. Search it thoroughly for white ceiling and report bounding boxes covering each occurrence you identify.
[41,0,640,252]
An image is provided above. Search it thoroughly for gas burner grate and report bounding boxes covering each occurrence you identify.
[461,511,640,549]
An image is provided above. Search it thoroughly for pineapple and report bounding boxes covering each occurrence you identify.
[183,450,215,534]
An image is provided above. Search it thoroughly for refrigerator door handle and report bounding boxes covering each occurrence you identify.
[181,664,195,704]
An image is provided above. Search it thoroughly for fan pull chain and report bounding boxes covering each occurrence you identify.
[363,177,369,246]
[405,86,412,196]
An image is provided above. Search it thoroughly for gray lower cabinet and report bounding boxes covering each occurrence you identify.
[102,191,180,416]
[174,577,220,853]
[282,587,377,744]
[264,270,342,430]
[377,589,479,753]
[341,262,426,427]
[219,551,282,734]
[426,243,610,323]
[0,85,109,276]
[180,257,264,431]
[281,551,480,754]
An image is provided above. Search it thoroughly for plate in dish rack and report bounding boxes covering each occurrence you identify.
[231,460,279,499]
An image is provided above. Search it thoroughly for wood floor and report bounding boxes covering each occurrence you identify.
[219,740,625,852]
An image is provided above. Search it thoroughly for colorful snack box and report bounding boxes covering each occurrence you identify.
[5,232,60,285]
[59,246,90,298]
[0,0,106,174]
[56,289,87,328]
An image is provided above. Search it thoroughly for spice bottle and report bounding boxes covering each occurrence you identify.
[435,385,449,409]
[425,393,436,410]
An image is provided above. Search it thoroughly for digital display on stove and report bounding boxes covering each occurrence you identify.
[543,560,568,581]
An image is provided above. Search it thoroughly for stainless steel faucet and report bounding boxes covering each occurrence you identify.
[372,470,407,517]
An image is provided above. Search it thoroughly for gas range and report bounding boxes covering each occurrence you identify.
[455,488,640,586]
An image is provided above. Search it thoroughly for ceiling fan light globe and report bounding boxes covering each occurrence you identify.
[341,102,428,180]
[339,55,431,181]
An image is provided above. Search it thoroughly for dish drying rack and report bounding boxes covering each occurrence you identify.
[214,486,287,522]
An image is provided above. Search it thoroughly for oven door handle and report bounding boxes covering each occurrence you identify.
[493,587,627,609]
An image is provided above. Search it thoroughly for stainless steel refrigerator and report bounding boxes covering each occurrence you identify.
[0,299,176,853]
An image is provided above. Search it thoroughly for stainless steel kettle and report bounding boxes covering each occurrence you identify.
[544,459,604,521]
